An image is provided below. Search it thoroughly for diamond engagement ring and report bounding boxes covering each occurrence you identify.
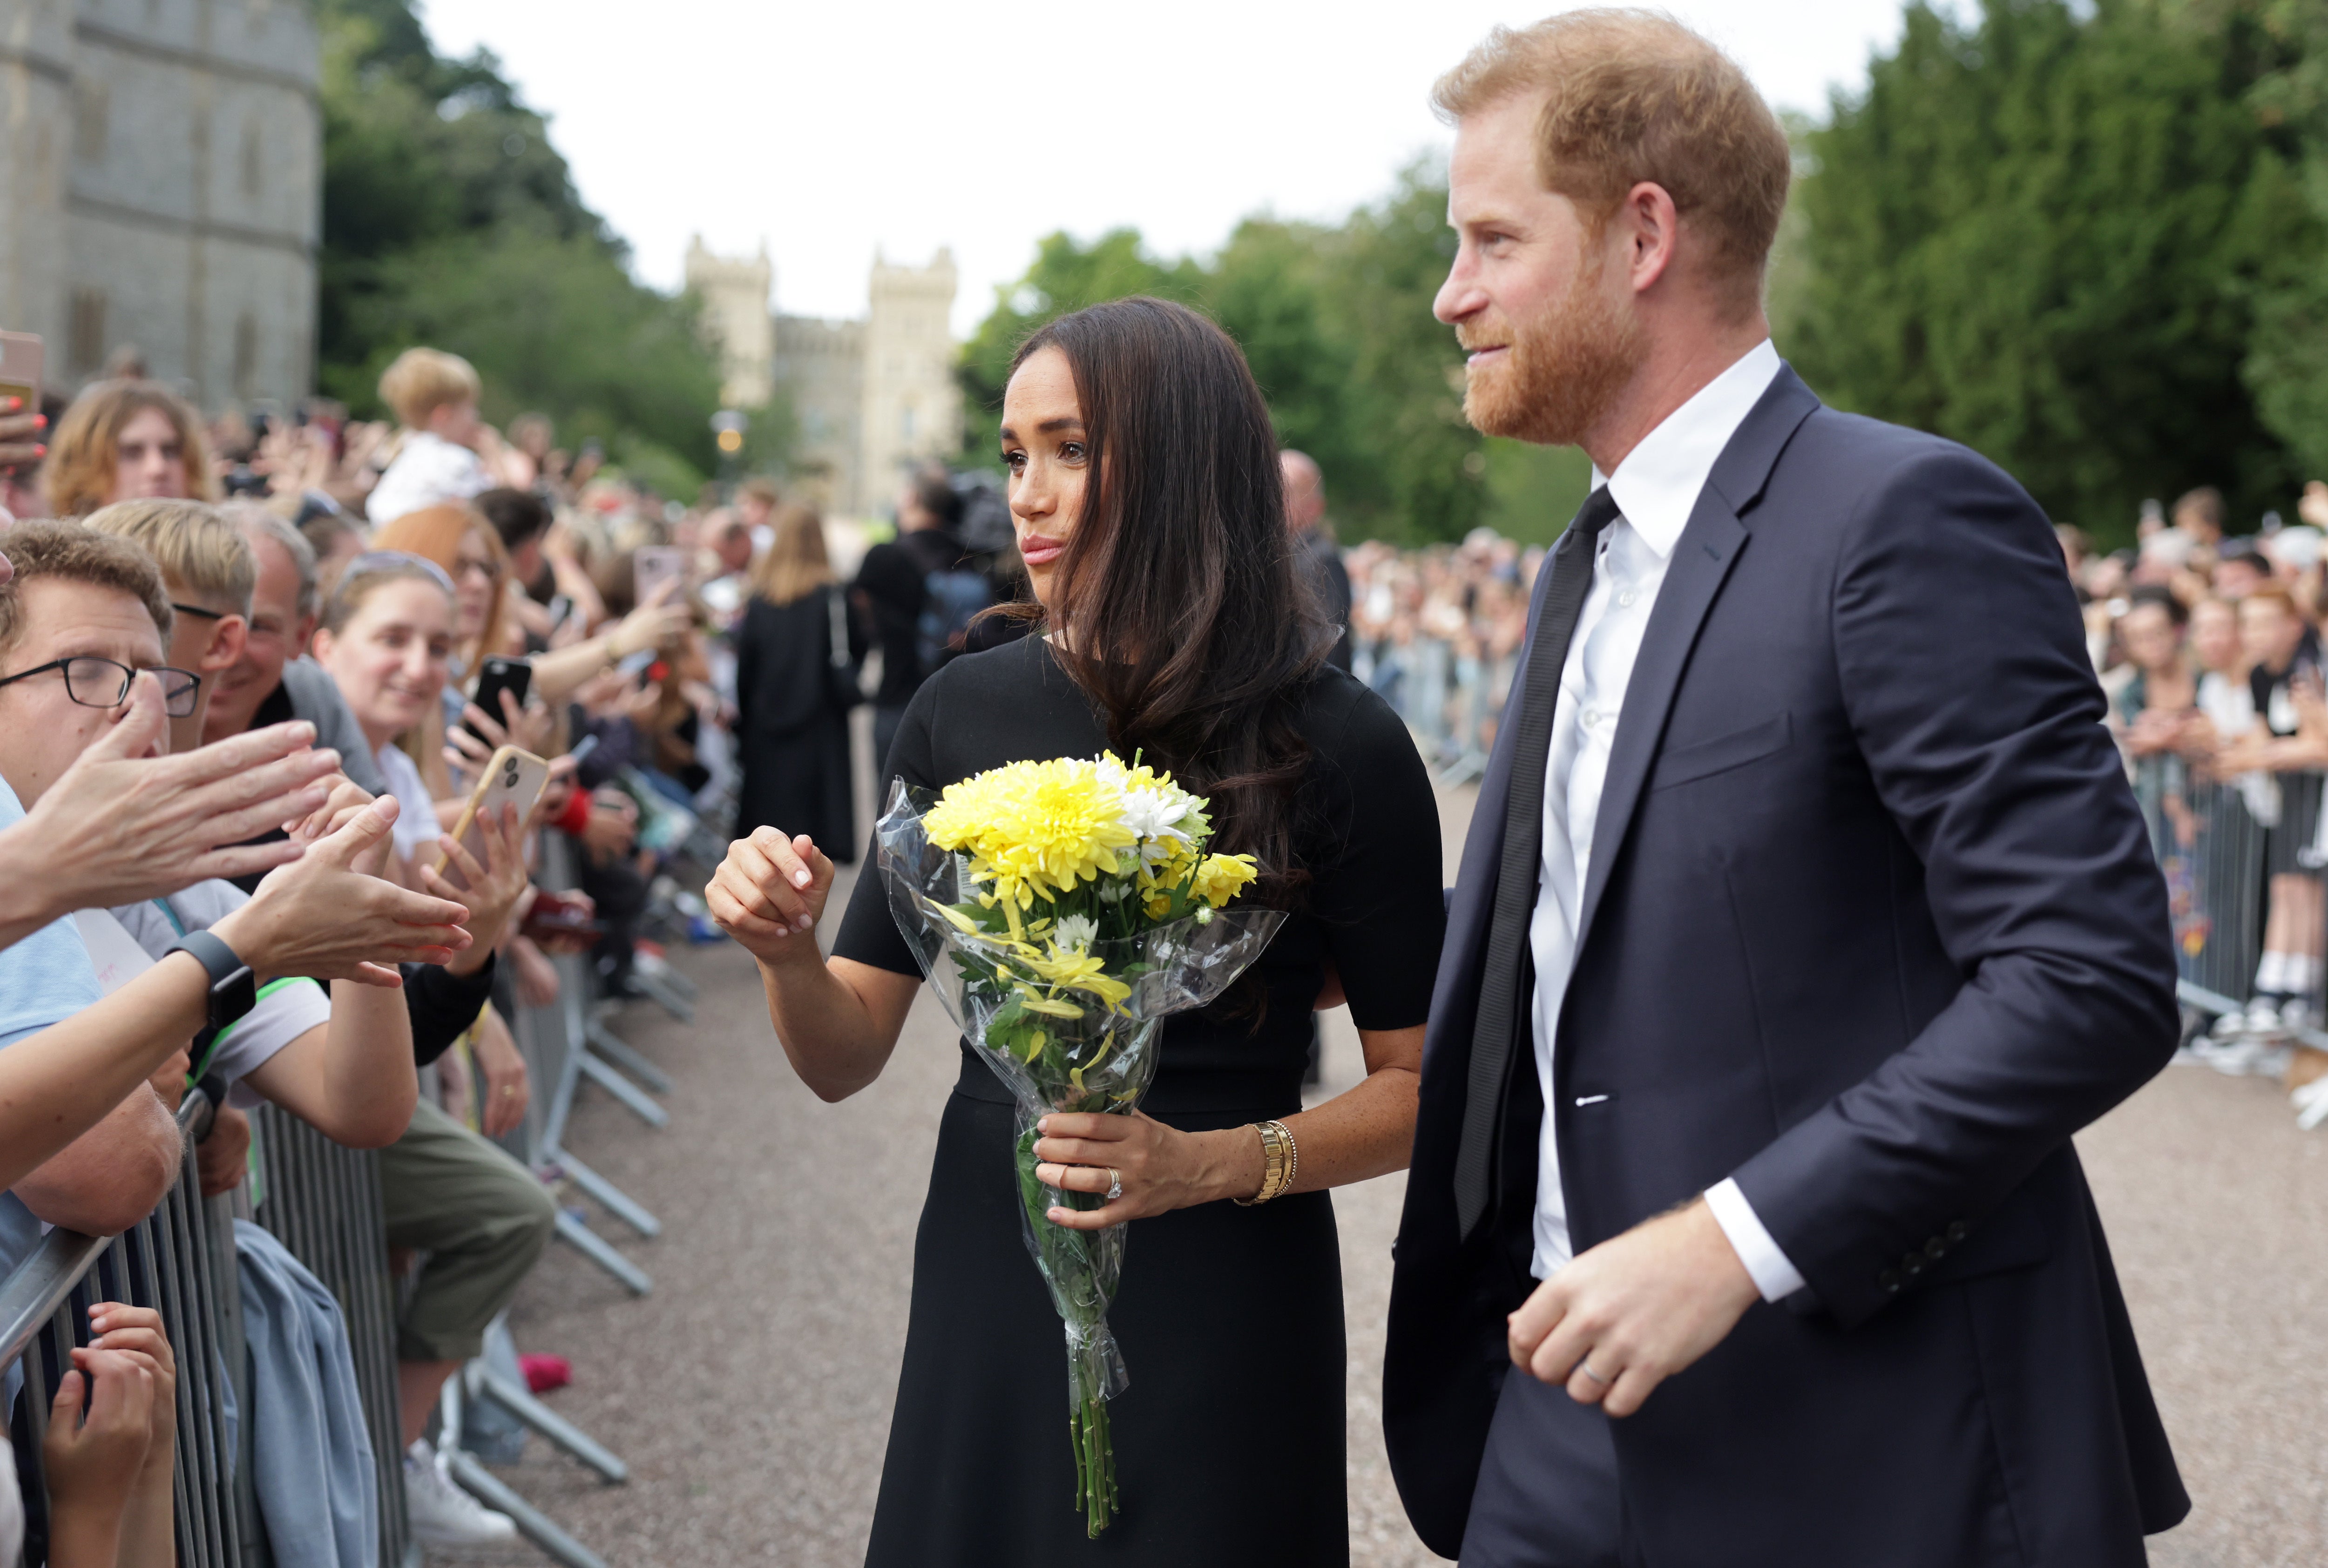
[1106,1169,1123,1203]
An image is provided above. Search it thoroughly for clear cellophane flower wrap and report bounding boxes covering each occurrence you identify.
[874,764,1285,1537]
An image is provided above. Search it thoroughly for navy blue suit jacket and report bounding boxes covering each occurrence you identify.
[1384,367,2188,1565]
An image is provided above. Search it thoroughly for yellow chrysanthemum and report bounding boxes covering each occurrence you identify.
[1190,853,1259,908]
[924,758,1137,915]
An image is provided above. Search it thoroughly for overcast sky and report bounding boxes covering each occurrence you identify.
[421,1,1911,335]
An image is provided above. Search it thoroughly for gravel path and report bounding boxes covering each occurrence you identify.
[441,784,2327,1567]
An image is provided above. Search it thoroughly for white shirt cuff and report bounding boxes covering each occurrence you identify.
[1704,1177,1807,1303]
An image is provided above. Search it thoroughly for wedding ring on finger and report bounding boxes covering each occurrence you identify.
[1577,1359,1614,1386]
[1106,1168,1123,1203]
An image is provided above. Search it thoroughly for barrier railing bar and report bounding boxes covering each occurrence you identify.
[575,1050,670,1128]
[467,1362,629,1483]
[548,1147,662,1238]
[553,1211,653,1296]
[582,1018,673,1094]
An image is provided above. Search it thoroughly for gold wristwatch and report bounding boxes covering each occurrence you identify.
[1233,1118,1299,1206]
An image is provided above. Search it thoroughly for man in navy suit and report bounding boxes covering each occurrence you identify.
[1385,14,2189,1566]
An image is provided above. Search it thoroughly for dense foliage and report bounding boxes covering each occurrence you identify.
[315,0,726,489]
[1790,0,2328,540]
[958,169,1591,546]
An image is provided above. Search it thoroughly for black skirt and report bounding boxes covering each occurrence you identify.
[863,1056,1350,1566]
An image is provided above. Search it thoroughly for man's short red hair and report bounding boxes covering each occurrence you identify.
[1434,10,1792,310]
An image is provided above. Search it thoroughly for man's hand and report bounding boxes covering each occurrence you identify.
[196,1105,253,1198]
[1507,1197,1762,1418]
[14,686,341,906]
[214,797,472,985]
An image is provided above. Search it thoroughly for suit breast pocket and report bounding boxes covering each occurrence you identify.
[1648,711,1793,792]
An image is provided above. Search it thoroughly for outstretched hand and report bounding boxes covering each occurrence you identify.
[216,797,473,985]
[20,684,342,904]
[706,827,837,966]
[1505,1197,1760,1419]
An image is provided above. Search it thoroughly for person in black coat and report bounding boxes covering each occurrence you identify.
[732,503,862,861]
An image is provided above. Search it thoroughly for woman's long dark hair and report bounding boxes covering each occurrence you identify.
[1010,297,1326,904]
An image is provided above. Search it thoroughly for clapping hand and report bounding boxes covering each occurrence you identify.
[215,797,473,984]
[23,684,344,900]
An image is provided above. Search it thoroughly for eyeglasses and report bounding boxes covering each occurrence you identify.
[0,656,203,716]
[340,550,456,597]
[170,601,226,622]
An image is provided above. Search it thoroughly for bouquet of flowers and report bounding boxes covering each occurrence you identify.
[875,754,1285,1535]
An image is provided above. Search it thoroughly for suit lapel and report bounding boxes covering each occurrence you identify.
[1573,497,1748,949]
[1571,365,1821,953]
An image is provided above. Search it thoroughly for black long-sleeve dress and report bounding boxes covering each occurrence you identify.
[734,583,861,861]
[831,635,1443,1566]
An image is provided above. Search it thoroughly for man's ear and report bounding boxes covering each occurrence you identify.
[203,614,247,674]
[293,613,318,658]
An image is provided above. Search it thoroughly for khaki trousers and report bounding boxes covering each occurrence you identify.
[378,1098,556,1363]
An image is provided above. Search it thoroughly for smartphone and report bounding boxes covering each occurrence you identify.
[466,655,534,743]
[433,745,550,892]
[0,331,41,428]
[633,545,687,607]
[615,648,656,679]
[545,593,574,631]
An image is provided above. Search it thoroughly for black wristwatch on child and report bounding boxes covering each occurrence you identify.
[164,930,257,1036]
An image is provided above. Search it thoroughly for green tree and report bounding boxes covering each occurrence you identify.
[958,165,1498,544]
[955,230,1206,460]
[1792,0,2320,539]
[2225,0,2328,478]
[313,0,729,489]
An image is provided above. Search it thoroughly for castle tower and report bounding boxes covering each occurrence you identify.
[857,248,960,514]
[684,236,775,409]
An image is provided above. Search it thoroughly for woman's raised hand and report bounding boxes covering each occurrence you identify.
[706,827,837,965]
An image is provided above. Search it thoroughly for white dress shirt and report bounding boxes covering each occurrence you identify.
[1527,338,1804,1302]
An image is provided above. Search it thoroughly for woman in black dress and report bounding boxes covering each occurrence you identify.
[732,502,861,861]
[707,297,1444,1564]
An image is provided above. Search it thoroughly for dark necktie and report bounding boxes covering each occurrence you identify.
[1452,486,1622,1240]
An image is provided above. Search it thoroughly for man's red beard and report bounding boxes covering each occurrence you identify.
[1460,261,1644,446]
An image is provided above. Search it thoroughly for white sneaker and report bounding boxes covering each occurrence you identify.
[404,1438,518,1547]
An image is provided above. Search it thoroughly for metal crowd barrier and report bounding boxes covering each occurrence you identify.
[2131,753,2272,1017]
[250,1102,413,1568]
[0,1089,426,1568]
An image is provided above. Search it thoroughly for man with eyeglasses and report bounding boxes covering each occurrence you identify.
[0,520,473,1277]
[200,504,387,798]
[75,499,253,759]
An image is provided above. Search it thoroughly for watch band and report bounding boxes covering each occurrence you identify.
[164,930,257,1035]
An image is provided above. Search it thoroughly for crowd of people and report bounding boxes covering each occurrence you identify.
[0,341,857,1559]
[2067,481,2328,1109]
